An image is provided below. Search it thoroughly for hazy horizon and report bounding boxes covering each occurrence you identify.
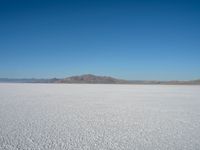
[0,73,200,82]
[0,0,200,80]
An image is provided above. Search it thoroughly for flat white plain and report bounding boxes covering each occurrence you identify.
[0,83,200,150]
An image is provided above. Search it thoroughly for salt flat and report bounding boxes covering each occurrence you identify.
[0,83,200,150]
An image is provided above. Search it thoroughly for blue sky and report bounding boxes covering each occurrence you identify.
[0,0,200,80]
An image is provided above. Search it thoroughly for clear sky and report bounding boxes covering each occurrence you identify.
[0,0,200,80]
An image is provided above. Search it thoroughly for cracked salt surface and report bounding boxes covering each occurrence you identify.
[0,83,200,150]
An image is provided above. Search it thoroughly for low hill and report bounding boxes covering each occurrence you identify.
[57,74,127,84]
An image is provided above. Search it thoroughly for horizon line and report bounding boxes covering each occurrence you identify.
[0,74,199,82]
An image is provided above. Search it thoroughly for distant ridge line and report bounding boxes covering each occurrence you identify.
[0,74,200,85]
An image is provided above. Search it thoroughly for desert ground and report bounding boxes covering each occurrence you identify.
[0,83,200,150]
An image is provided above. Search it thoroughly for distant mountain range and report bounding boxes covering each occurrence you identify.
[0,74,200,85]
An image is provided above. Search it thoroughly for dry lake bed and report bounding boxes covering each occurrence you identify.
[0,83,200,150]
